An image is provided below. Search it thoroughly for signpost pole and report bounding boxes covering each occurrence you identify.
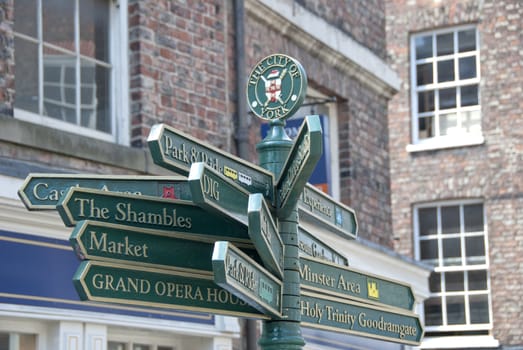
[257,119,305,350]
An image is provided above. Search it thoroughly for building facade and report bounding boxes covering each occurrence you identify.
[386,0,523,348]
[0,1,431,350]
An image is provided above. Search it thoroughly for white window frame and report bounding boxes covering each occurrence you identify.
[13,0,129,145]
[413,199,493,335]
[407,25,484,152]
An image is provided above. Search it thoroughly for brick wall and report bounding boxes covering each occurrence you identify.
[386,0,523,345]
[296,0,387,60]
[0,0,14,117]
[128,0,232,151]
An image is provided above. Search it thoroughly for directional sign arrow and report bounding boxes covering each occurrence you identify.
[299,184,358,239]
[298,226,348,266]
[57,187,251,245]
[212,241,282,319]
[147,123,275,204]
[300,290,423,345]
[276,115,323,218]
[300,255,415,311]
[188,162,250,226]
[248,193,284,279]
[73,260,269,319]
[18,173,191,210]
[70,220,262,274]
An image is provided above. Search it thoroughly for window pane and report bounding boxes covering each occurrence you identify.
[462,110,481,133]
[429,272,441,292]
[80,0,110,61]
[439,113,458,136]
[424,297,443,326]
[133,345,150,350]
[439,88,457,109]
[464,204,483,232]
[437,33,454,56]
[108,342,127,350]
[418,116,434,139]
[43,50,76,124]
[447,295,466,324]
[459,56,477,79]
[461,85,479,106]
[43,0,75,52]
[470,294,490,324]
[459,29,476,52]
[443,237,462,266]
[441,206,460,234]
[437,59,454,82]
[14,0,38,37]
[468,270,488,290]
[465,236,486,264]
[418,90,435,113]
[415,35,433,59]
[419,207,437,236]
[420,239,438,263]
[14,38,39,114]
[82,63,111,133]
[445,271,464,292]
[0,333,8,349]
[20,334,37,350]
[417,63,433,86]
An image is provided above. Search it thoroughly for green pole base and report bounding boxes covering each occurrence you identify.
[258,320,305,350]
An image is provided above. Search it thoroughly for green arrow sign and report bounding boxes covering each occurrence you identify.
[18,173,191,210]
[248,193,284,279]
[299,184,358,239]
[300,256,415,311]
[70,220,261,273]
[73,260,269,319]
[212,241,282,318]
[300,291,423,345]
[276,115,322,218]
[147,123,275,203]
[188,162,249,226]
[298,226,348,266]
[57,187,251,245]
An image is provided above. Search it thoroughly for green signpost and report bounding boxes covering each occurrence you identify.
[188,162,250,226]
[248,193,284,279]
[70,220,260,273]
[300,291,423,345]
[299,184,358,239]
[18,53,424,349]
[57,187,251,245]
[298,226,348,266]
[18,174,191,210]
[74,260,269,319]
[147,123,275,203]
[276,115,323,218]
[300,255,415,311]
[213,241,283,318]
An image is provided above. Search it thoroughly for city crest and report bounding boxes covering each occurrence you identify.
[247,54,307,121]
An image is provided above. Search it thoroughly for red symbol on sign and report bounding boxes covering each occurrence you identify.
[162,186,176,199]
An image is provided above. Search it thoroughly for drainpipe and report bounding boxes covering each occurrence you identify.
[234,1,258,349]
[234,0,250,160]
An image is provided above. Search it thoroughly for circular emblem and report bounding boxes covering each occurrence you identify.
[246,54,307,121]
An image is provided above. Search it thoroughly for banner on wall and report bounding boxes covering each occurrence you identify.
[261,115,331,194]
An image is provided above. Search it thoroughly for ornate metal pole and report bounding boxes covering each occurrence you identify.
[247,54,308,350]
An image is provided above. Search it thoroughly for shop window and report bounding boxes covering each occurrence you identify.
[0,333,37,350]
